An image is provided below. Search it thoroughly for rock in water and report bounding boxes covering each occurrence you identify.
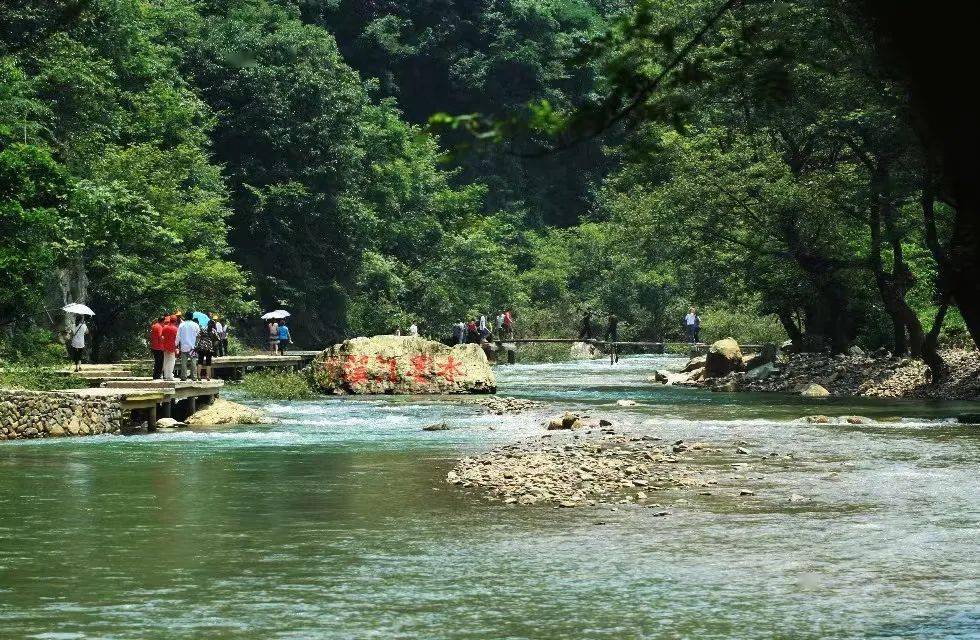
[800,383,830,398]
[311,335,496,395]
[156,418,186,429]
[705,338,744,377]
[570,341,602,359]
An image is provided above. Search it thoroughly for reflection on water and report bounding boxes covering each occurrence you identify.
[0,355,978,639]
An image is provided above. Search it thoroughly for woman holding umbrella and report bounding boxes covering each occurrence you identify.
[262,310,290,354]
[61,303,94,372]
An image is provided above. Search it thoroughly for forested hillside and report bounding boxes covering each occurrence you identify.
[0,0,971,372]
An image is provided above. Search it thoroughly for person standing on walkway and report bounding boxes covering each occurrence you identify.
[409,322,419,336]
[503,309,514,339]
[578,311,594,341]
[161,315,178,381]
[605,313,620,365]
[452,320,463,345]
[212,315,226,357]
[268,320,279,354]
[685,306,701,344]
[495,312,504,334]
[67,316,88,372]
[196,320,217,380]
[277,321,291,354]
[150,316,165,379]
[177,312,201,380]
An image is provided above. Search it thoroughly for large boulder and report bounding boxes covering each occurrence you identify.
[705,338,744,377]
[312,335,496,395]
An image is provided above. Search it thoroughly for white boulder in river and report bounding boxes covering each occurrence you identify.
[311,335,496,395]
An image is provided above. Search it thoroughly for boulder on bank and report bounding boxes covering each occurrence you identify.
[800,383,830,398]
[705,338,744,377]
[681,355,707,373]
[311,335,496,395]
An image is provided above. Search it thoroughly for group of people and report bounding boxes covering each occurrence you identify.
[265,319,292,354]
[577,311,619,343]
[451,310,515,345]
[149,312,229,381]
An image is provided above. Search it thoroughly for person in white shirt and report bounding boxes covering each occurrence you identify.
[68,317,88,372]
[409,323,418,336]
[684,306,701,344]
[176,312,201,380]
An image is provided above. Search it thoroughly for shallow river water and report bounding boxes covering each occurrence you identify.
[1,355,978,639]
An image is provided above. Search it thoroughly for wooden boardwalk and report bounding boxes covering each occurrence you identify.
[62,380,224,431]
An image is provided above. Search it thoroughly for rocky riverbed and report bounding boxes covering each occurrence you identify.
[466,395,543,415]
[448,419,768,508]
[657,339,980,401]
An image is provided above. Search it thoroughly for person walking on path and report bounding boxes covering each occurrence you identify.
[409,322,419,336]
[578,311,594,341]
[277,321,291,354]
[495,312,505,334]
[67,316,88,372]
[685,306,701,344]
[212,315,227,357]
[161,315,178,381]
[452,321,463,345]
[196,321,218,380]
[605,313,620,365]
[503,309,514,339]
[177,312,201,380]
[268,320,279,354]
[150,316,165,379]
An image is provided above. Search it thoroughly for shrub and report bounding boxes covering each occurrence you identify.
[0,366,87,391]
[239,370,317,400]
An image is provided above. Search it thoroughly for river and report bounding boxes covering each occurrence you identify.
[1,355,978,639]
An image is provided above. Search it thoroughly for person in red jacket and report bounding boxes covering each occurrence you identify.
[160,315,179,381]
[150,316,165,379]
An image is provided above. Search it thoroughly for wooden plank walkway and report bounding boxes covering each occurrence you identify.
[59,379,224,432]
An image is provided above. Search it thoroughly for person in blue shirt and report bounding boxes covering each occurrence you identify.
[277,321,291,355]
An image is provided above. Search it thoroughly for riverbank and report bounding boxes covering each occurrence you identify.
[664,345,980,401]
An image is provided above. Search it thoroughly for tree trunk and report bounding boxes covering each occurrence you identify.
[869,162,925,356]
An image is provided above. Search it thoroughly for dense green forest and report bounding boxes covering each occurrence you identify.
[0,0,974,372]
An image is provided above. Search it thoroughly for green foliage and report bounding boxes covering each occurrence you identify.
[0,366,87,391]
[238,370,317,401]
[697,303,787,346]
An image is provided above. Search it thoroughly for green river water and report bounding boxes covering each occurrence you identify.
[1,355,978,639]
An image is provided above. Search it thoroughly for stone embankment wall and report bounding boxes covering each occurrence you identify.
[0,390,122,441]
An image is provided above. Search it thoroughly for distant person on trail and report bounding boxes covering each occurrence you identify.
[67,316,88,372]
[394,326,402,336]
[503,309,514,339]
[452,321,463,345]
[496,312,505,333]
[578,311,594,341]
[196,321,217,380]
[685,306,701,343]
[212,314,227,357]
[161,316,178,381]
[456,321,467,344]
[268,320,279,354]
[277,321,291,354]
[606,314,620,365]
[409,322,419,336]
[150,316,165,379]
[466,319,479,343]
[177,312,201,380]
[478,314,488,336]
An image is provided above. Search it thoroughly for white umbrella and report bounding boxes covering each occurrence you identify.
[62,303,95,316]
[261,310,291,320]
